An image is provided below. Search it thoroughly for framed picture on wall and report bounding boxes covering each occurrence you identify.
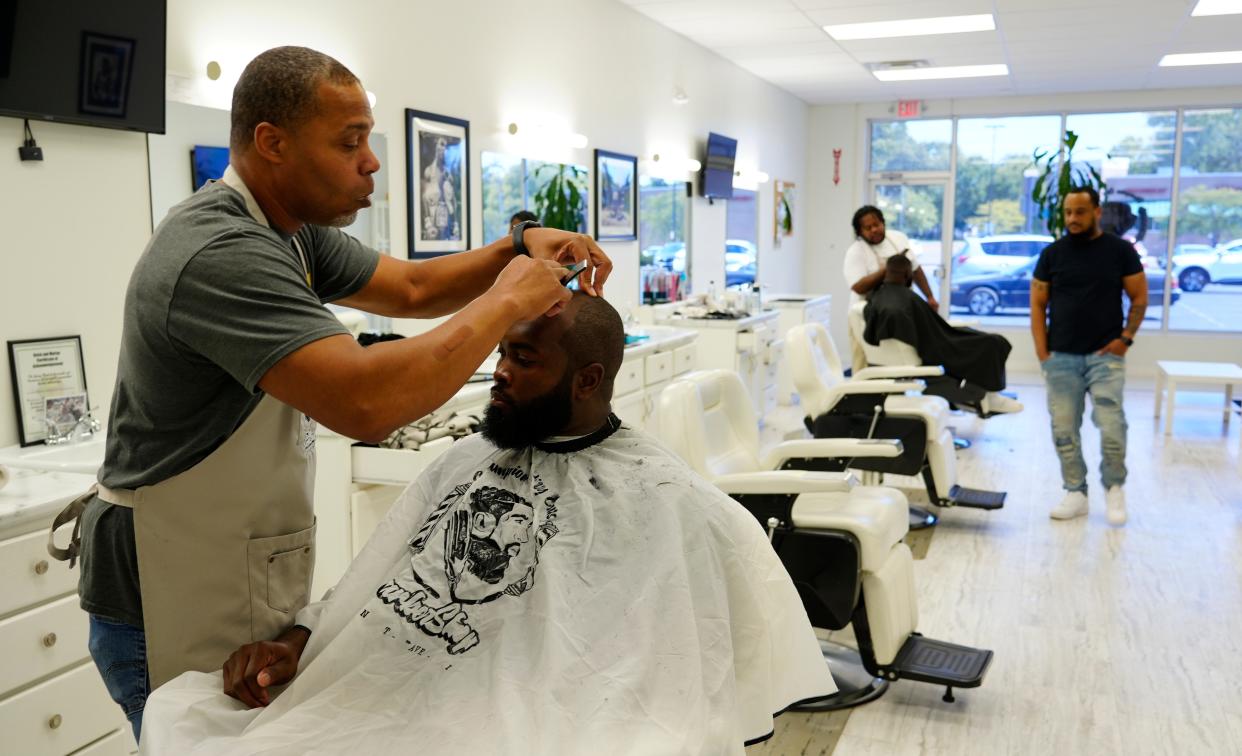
[594,149,637,241]
[406,109,470,257]
[7,336,89,446]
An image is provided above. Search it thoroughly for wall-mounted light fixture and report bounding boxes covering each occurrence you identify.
[672,86,690,106]
[506,120,588,151]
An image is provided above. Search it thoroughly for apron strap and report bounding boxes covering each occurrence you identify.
[47,484,97,567]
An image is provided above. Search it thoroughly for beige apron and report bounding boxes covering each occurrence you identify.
[49,167,320,689]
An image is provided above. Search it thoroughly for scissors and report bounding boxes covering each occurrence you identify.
[562,259,589,287]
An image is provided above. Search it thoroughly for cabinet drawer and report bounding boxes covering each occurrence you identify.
[613,391,646,427]
[0,529,78,617]
[614,359,643,398]
[673,344,696,375]
[350,436,455,486]
[0,594,90,693]
[644,352,673,386]
[71,729,126,756]
[0,661,119,756]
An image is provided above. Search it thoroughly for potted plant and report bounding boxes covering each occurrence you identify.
[1029,130,1108,238]
[532,163,588,232]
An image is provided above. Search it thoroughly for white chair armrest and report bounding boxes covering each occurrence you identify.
[832,379,926,396]
[854,365,945,380]
[763,438,904,469]
[712,470,857,495]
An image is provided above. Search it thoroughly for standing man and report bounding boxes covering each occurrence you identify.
[1030,186,1146,526]
[842,205,939,373]
[49,46,611,740]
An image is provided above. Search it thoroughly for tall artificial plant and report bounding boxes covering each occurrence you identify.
[532,163,588,233]
[1030,130,1108,238]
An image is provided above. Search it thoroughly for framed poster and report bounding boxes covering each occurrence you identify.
[774,180,795,248]
[7,336,89,446]
[594,149,637,241]
[406,109,470,257]
[79,32,136,119]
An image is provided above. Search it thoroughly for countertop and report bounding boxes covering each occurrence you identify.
[653,309,780,330]
[0,468,98,539]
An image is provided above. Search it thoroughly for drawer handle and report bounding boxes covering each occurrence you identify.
[33,560,50,575]
[43,632,57,648]
[48,714,62,730]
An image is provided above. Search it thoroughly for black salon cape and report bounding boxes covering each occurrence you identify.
[864,284,1011,391]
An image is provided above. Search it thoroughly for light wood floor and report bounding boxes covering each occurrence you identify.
[754,381,1242,755]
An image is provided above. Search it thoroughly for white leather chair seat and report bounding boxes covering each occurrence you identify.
[791,486,909,571]
[885,394,951,435]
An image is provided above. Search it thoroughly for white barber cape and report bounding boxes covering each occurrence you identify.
[141,423,834,755]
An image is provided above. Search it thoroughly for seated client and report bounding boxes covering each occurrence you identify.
[140,293,833,755]
[864,254,1022,414]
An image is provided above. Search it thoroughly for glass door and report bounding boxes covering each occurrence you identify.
[870,180,952,306]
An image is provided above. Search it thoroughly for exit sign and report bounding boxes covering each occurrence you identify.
[897,100,921,119]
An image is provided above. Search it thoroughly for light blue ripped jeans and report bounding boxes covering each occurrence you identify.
[1041,352,1128,493]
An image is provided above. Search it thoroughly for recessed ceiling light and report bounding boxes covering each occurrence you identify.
[825,14,995,41]
[1191,0,1242,16]
[1159,50,1242,66]
[872,64,1009,81]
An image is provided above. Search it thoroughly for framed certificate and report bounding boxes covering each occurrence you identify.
[7,336,90,446]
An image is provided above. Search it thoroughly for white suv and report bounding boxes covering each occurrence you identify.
[1171,239,1242,292]
[953,234,1054,278]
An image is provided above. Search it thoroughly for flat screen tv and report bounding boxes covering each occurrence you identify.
[0,0,167,133]
[191,145,229,191]
[701,132,737,200]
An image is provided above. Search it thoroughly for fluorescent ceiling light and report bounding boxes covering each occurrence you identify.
[1159,50,1242,66]
[825,14,994,41]
[1191,0,1242,16]
[872,64,1009,81]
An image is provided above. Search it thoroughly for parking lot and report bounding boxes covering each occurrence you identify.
[951,284,1242,332]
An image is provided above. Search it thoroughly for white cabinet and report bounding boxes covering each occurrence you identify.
[655,311,781,419]
[767,294,831,405]
[0,473,128,756]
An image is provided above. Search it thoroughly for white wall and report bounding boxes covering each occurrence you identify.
[0,118,152,448]
[0,0,810,449]
[164,0,810,328]
[803,85,1242,378]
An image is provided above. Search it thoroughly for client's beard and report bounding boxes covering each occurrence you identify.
[1066,226,1095,241]
[480,373,574,449]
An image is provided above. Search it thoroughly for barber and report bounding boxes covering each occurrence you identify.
[842,205,938,373]
[47,46,611,740]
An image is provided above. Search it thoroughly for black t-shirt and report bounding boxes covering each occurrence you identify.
[1033,233,1143,354]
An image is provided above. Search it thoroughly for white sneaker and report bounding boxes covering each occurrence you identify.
[1105,486,1127,526]
[983,392,1024,414]
[1050,491,1088,520]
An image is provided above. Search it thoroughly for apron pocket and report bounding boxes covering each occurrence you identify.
[246,520,316,638]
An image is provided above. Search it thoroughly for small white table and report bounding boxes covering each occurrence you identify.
[1154,361,1242,435]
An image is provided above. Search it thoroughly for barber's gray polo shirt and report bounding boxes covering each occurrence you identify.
[80,181,380,627]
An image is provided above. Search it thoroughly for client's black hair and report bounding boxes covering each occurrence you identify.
[558,292,624,400]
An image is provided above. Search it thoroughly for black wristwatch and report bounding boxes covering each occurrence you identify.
[511,220,541,257]
[1120,336,1134,347]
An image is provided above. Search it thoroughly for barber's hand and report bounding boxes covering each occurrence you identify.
[522,228,612,297]
[222,636,304,708]
[1096,339,1129,357]
[494,256,573,319]
[926,296,939,313]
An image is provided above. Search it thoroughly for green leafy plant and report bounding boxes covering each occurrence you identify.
[532,163,588,233]
[1030,130,1107,238]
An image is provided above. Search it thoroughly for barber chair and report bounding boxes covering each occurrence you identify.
[785,323,1007,530]
[847,301,997,419]
[657,369,993,709]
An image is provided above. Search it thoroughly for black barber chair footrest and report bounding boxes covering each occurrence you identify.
[946,485,1006,510]
[888,634,993,690]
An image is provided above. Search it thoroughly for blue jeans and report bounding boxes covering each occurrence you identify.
[1041,352,1128,493]
[87,615,149,743]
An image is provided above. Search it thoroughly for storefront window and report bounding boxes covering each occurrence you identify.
[638,177,690,304]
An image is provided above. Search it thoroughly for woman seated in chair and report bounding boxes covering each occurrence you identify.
[864,255,1022,415]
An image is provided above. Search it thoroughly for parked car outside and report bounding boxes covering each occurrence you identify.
[1170,238,1242,291]
[950,257,1179,316]
[952,234,1054,278]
